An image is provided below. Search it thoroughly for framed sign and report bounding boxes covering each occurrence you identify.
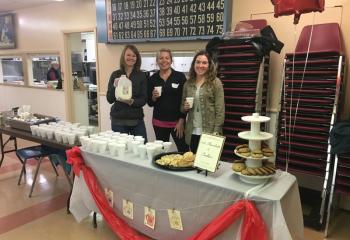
[194,133,226,173]
[102,0,232,43]
[0,14,16,49]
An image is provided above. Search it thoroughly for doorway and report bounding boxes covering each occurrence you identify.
[64,30,98,127]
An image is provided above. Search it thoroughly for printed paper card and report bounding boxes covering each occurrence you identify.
[104,188,114,208]
[194,133,226,172]
[167,209,183,231]
[144,207,156,229]
[122,199,134,220]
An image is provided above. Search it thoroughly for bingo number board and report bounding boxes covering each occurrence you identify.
[106,0,229,42]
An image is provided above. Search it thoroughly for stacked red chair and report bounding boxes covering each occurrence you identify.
[335,153,350,195]
[217,19,270,162]
[275,23,345,228]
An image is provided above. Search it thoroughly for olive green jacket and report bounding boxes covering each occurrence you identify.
[181,77,225,145]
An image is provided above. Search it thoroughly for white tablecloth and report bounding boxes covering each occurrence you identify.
[70,150,304,240]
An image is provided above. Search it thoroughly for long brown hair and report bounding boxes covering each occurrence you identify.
[119,44,141,72]
[188,50,217,84]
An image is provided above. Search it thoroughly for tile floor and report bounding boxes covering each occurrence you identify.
[0,137,349,240]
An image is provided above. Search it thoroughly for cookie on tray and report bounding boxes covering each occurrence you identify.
[232,162,246,172]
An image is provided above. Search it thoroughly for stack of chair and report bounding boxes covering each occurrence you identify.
[216,19,270,162]
[275,23,345,228]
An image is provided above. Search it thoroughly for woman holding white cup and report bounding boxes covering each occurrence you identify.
[181,50,225,153]
[147,48,189,152]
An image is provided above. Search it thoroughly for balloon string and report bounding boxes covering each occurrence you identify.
[292,13,316,130]
[286,24,298,172]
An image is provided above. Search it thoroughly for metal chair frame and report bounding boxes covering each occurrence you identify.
[17,145,59,197]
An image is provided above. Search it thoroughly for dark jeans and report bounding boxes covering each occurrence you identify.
[153,126,189,152]
[111,120,148,142]
[190,134,201,154]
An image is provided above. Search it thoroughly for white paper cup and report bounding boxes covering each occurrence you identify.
[154,86,162,96]
[91,139,100,153]
[97,141,107,154]
[153,143,163,155]
[61,132,69,144]
[116,143,126,158]
[146,146,156,161]
[126,139,134,152]
[79,136,89,149]
[131,140,141,155]
[186,97,194,108]
[138,145,147,159]
[46,129,54,140]
[154,140,164,145]
[67,133,76,145]
[54,131,62,143]
[163,142,172,153]
[30,125,38,136]
[134,136,145,144]
[108,142,119,156]
[90,134,99,139]
[39,127,46,138]
[86,138,94,151]
[87,126,96,135]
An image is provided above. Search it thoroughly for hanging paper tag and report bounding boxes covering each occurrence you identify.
[167,209,183,231]
[104,188,114,208]
[144,207,156,229]
[122,199,134,220]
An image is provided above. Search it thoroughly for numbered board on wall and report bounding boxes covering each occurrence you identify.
[105,0,231,42]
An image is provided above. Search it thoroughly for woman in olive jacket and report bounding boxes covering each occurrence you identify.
[181,50,225,153]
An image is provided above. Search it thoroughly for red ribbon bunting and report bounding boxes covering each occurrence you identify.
[67,147,149,240]
[67,147,268,240]
[189,200,268,240]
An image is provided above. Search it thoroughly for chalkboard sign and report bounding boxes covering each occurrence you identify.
[105,0,231,43]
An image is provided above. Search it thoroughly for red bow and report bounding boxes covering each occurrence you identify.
[66,147,84,176]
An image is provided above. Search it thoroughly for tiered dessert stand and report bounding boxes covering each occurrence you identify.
[233,113,275,184]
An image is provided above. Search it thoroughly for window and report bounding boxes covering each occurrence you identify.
[0,56,24,85]
[27,54,61,89]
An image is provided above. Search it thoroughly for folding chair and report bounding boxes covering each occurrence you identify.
[17,145,59,197]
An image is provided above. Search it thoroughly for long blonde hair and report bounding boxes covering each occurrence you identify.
[188,50,217,84]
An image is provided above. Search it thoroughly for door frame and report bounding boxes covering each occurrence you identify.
[62,28,99,128]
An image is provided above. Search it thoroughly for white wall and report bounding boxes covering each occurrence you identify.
[0,85,66,120]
